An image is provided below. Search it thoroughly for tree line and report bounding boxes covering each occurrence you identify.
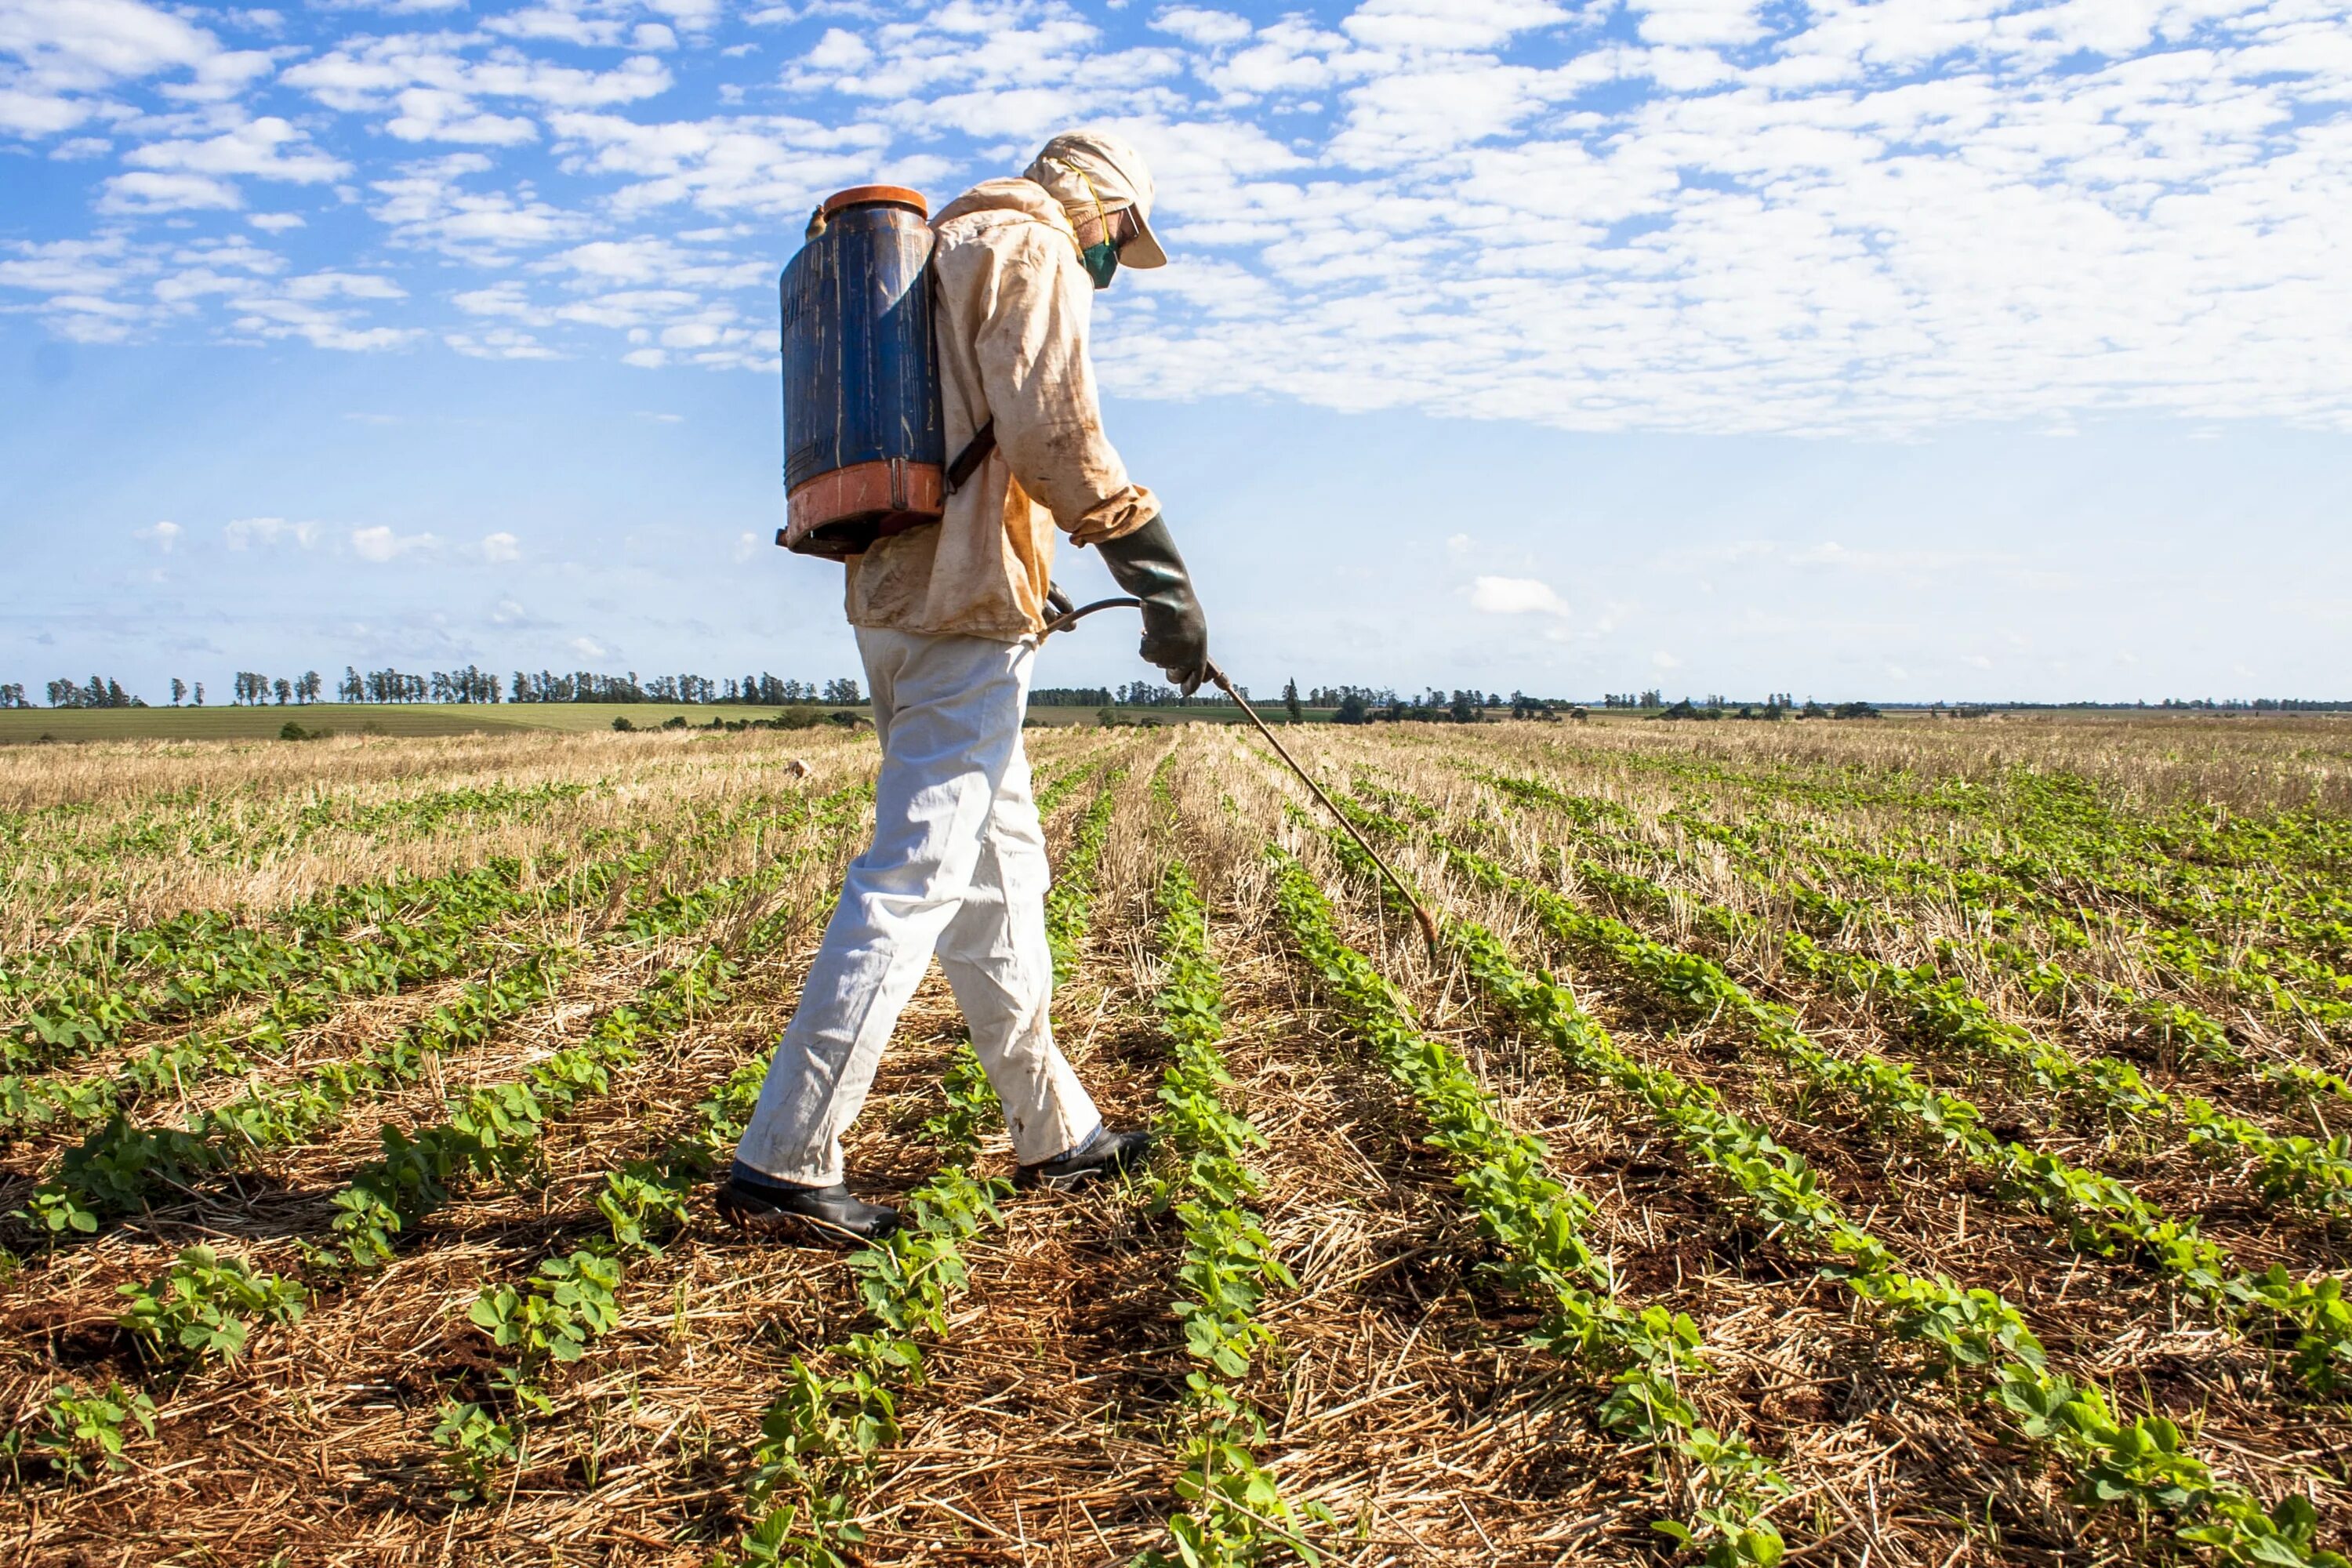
[13,671,2349,715]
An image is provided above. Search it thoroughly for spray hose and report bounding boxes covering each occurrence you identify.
[1039,597,1443,954]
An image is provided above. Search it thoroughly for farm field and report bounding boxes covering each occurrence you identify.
[1,717,2348,1566]
[0,702,1341,743]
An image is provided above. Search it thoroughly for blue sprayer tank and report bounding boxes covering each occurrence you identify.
[775,184,946,559]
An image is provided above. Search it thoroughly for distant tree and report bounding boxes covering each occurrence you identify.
[300,671,322,704]
[1449,689,1478,724]
[193,682,205,706]
[822,677,864,705]
[0,684,24,710]
[171,677,187,706]
[1334,692,1370,725]
[274,677,292,706]
[1283,677,1302,724]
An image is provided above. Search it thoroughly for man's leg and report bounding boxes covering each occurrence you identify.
[933,742,1100,1165]
[731,629,1030,1196]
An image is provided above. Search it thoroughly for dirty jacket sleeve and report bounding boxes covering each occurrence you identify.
[967,223,1159,546]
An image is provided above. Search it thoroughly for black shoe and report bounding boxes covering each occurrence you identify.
[716,1174,900,1246]
[1014,1127,1152,1192]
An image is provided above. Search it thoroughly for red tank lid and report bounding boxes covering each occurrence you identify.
[821,184,928,220]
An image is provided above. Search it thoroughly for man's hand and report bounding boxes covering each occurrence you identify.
[1092,517,1209,695]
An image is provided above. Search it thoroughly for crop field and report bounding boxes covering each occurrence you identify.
[1,716,2347,1566]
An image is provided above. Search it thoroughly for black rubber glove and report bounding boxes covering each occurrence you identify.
[1093,517,1209,695]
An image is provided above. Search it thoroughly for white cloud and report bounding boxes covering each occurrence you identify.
[224,516,318,548]
[1652,651,1682,670]
[350,524,437,561]
[14,0,2352,437]
[478,530,521,561]
[282,36,672,146]
[99,170,242,212]
[248,212,307,231]
[135,519,182,551]
[125,117,347,183]
[1152,8,1253,47]
[1469,575,1570,615]
[568,634,605,659]
[445,326,561,358]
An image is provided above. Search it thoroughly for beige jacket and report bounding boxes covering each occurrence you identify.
[843,178,1160,640]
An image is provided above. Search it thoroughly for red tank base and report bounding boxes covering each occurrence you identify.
[779,458,946,558]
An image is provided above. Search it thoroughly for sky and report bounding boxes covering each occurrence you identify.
[2,0,2348,706]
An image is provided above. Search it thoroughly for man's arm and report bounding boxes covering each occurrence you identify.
[967,223,1158,545]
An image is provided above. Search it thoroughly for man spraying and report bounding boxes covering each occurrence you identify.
[719,129,1210,1245]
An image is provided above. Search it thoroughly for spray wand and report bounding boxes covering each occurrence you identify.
[1040,596,1443,954]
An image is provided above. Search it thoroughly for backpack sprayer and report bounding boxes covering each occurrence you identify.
[777,185,1442,953]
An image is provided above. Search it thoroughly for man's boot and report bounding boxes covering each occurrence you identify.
[716,1166,900,1246]
[1014,1125,1152,1192]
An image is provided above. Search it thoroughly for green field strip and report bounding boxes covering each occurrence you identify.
[4,779,607,886]
[1473,762,2352,1077]
[0,856,541,1080]
[1046,768,1127,988]
[701,746,1144,1559]
[1268,842,1793,1567]
[0,778,622,953]
[1526,739,2352,901]
[1135,768,1327,1566]
[0,858,606,1142]
[322,787,870,1272]
[1295,818,2346,1568]
[1650,791,2352,1062]
[1519,747,2352,1025]
[1466,771,2352,1218]
[0,782,794,1087]
[0,785,808,1141]
[13,786,868,1243]
[1352,791,2352,1402]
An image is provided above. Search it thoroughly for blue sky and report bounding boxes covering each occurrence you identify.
[4,0,2347,706]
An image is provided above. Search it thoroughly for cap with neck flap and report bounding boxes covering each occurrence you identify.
[1023,128,1168,269]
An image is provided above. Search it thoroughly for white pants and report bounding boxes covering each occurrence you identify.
[734,626,1101,1186]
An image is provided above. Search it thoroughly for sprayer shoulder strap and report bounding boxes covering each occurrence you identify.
[945,419,996,495]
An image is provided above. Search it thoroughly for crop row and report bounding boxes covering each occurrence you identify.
[1548,748,2352,1011]
[1377,797,2352,1400]
[1537,739,2349,898]
[1471,772,2352,1218]
[1269,837,1791,1567]
[1,781,778,1076]
[4,784,822,1135]
[4,786,872,1483]
[325,781,869,1274]
[1045,768,1127,986]
[1479,764,2352,1067]
[17,786,866,1241]
[2,779,604,887]
[430,751,1127,1540]
[706,750,1139,1559]
[1299,813,2342,1568]
[2,854,540,1073]
[1653,788,2352,1051]
[1140,840,1327,1566]
[0,857,601,1143]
